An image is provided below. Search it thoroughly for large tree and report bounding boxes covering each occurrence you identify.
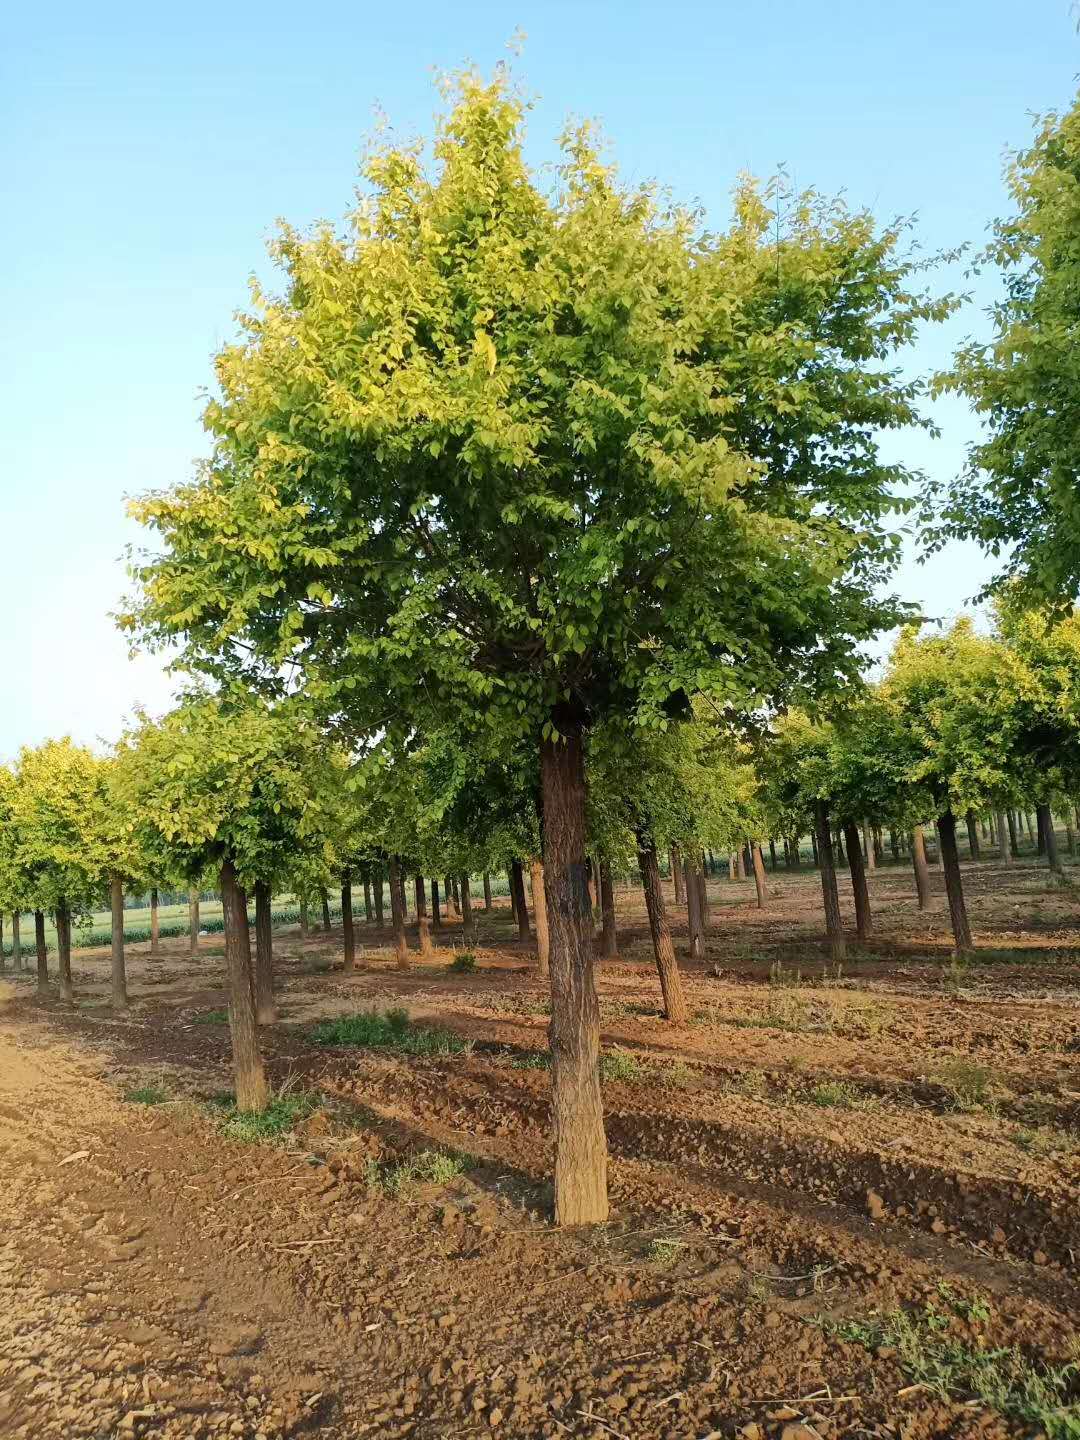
[124,70,948,1223]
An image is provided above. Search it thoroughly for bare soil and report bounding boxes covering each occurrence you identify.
[2,856,1078,1439]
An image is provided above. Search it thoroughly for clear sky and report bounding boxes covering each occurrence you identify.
[3,1,1077,759]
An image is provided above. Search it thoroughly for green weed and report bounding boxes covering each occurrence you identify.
[647,1238,686,1267]
[310,1008,468,1056]
[807,1080,869,1109]
[447,951,477,974]
[724,1068,766,1098]
[509,1050,551,1070]
[368,1148,470,1195]
[1016,1126,1080,1158]
[934,1057,1002,1113]
[194,1008,229,1026]
[123,1084,168,1105]
[212,1089,320,1143]
[599,1051,645,1083]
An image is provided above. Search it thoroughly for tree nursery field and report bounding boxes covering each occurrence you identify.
[3,855,1078,1440]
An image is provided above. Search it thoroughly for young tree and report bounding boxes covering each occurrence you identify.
[124,70,949,1223]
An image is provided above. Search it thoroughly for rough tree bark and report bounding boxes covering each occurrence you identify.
[750,841,768,910]
[1007,810,1019,857]
[813,800,845,961]
[1037,803,1062,874]
[541,725,607,1226]
[56,897,74,1006]
[150,887,160,957]
[189,887,200,955]
[995,809,1011,865]
[321,888,332,931]
[430,878,441,931]
[636,838,688,1021]
[254,881,277,1020]
[11,912,21,972]
[671,844,685,904]
[862,821,876,872]
[936,811,974,954]
[415,875,433,957]
[511,859,530,941]
[966,811,981,861]
[842,818,871,942]
[460,873,475,944]
[299,898,309,938]
[342,876,357,970]
[599,861,617,958]
[483,872,492,911]
[389,856,409,968]
[35,910,48,995]
[373,867,384,927]
[735,847,745,880]
[450,876,460,915]
[110,871,128,1010]
[220,858,267,1112]
[911,825,931,909]
[363,873,372,924]
[529,859,549,978]
[684,858,704,962]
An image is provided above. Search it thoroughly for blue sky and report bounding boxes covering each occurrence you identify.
[3,1,1077,757]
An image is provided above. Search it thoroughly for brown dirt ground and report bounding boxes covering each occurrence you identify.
[1,856,1079,1439]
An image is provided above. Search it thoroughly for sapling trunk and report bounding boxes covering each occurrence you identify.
[483,872,492,911]
[1007,810,1019,857]
[220,858,267,1112]
[769,839,777,871]
[842,819,871,942]
[150,887,160,956]
[684,858,704,962]
[727,853,736,880]
[966,811,981,861]
[460,873,475,944]
[813,800,845,961]
[0,913,4,971]
[254,881,277,1020]
[110,871,128,1010]
[362,872,372,924]
[374,867,384,927]
[450,875,460,914]
[299,898,309,937]
[636,837,687,1021]
[1037,803,1062,874]
[389,856,409,967]
[530,859,549,978]
[671,844,684,904]
[734,847,745,880]
[415,875,433,956]
[996,810,1011,865]
[750,841,768,910]
[341,876,357,970]
[189,887,200,954]
[430,877,441,931]
[862,821,876,872]
[911,824,931,909]
[541,725,608,1227]
[35,910,48,995]
[321,888,332,931]
[936,811,973,954]
[698,852,710,926]
[599,861,617,958]
[11,912,21,971]
[56,897,74,1006]
[511,859,530,940]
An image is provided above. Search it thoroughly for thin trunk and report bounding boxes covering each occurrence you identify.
[430,878,441,931]
[508,865,518,924]
[1037,803,1062,874]
[450,875,460,914]
[299,898,309,937]
[966,810,981,861]
[811,830,819,866]
[541,725,608,1226]
[483,872,492,911]
[189,887,200,954]
[11,912,21,972]
[56,897,74,1006]
[768,838,778,871]
[671,844,685,904]
[996,809,1012,866]
[937,811,974,954]
[389,856,409,968]
[110,871,128,1010]
[783,837,793,870]
[862,821,876,872]
[889,828,900,862]
[1025,811,1036,843]
[1,912,5,971]
[373,867,385,927]
[460,873,475,944]
[741,843,753,877]
[342,876,357,970]
[1067,820,1076,857]
[254,881,277,1020]
[363,873,373,924]
[415,875,432,956]
[750,841,768,910]
[911,824,932,910]
[220,858,267,1111]
[150,886,160,956]
[728,853,736,880]
[698,852,710,926]
[735,847,745,880]
[530,859,549,978]
[321,888,332,931]
[511,859,530,940]
[636,837,688,1021]
[684,858,704,961]
[1007,810,1019,857]
[834,824,846,866]
[35,910,48,995]
[842,819,871,942]
[599,860,617,958]
[813,800,845,961]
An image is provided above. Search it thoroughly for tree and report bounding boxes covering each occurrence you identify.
[124,69,949,1224]
[932,93,1080,604]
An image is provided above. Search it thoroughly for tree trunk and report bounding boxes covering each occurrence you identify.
[342,876,357,970]
[734,847,745,880]
[34,910,48,995]
[150,886,160,957]
[1,912,5,971]
[1037,802,1062,874]
[541,726,608,1226]
[430,877,441,931]
[599,861,617,958]
[321,888,332,931]
[220,858,267,1111]
[363,873,373,924]
[636,838,687,1021]
[1007,810,1019,857]
[530,859,550,978]
[189,887,200,954]
[299,898,309,937]
[842,819,871,942]
[460,873,475,944]
[11,912,21,972]
[889,828,899,861]
[966,810,981,861]
[1067,820,1076,857]
[450,875,460,915]
[389,856,409,967]
[56,897,74,1006]
[937,811,974,953]
[813,800,845,961]
[727,853,736,880]
[769,838,777,871]
[684,858,704,961]
[110,871,128,1011]
[698,852,710,926]
[415,875,433,956]
[253,881,277,1020]
[374,867,384,927]
[811,830,819,866]
[862,821,876,872]
[996,809,1011,865]
[511,859,530,940]
[671,844,685,904]
[483,872,492,911]
[833,825,846,866]
[750,841,768,909]
[911,825,931,909]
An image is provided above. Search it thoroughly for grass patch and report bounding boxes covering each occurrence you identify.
[647,1237,686,1267]
[724,1068,767,1098]
[807,1080,870,1110]
[821,1294,1079,1436]
[123,1084,169,1105]
[664,1062,697,1089]
[934,1057,1002,1113]
[1016,1125,1080,1158]
[447,951,477,974]
[310,1008,468,1056]
[509,1050,551,1070]
[211,1089,320,1143]
[193,1008,229,1026]
[367,1148,470,1195]
[599,1051,646,1083]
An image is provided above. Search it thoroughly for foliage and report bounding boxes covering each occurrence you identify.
[309,1008,468,1055]
[368,1148,470,1195]
[5,739,110,915]
[210,1088,321,1141]
[447,951,477,973]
